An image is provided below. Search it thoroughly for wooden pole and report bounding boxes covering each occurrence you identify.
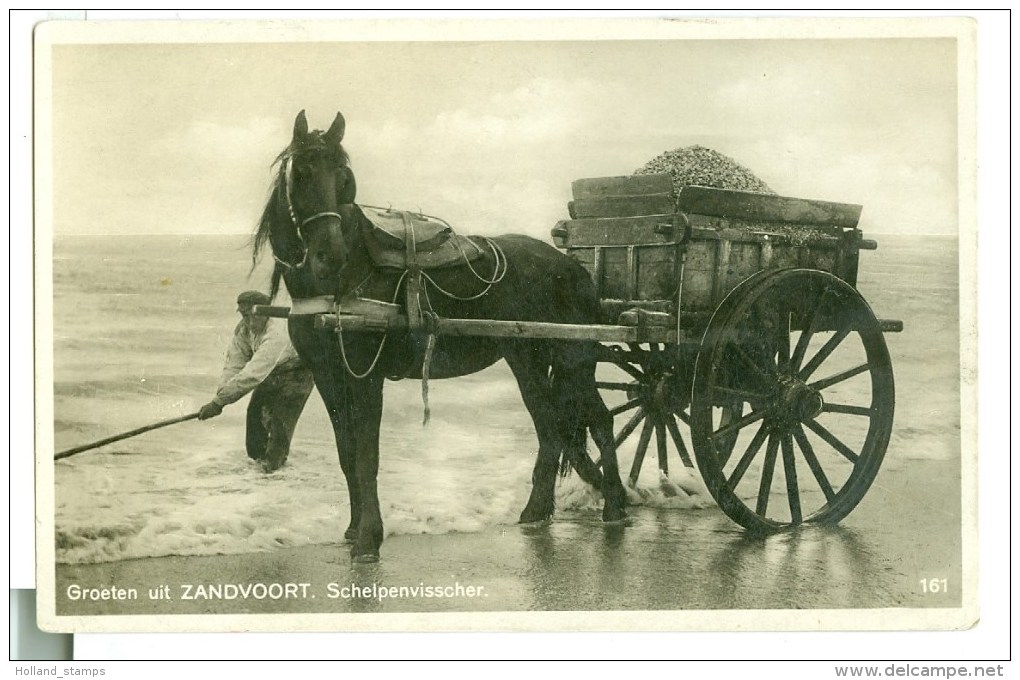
[54,412,201,460]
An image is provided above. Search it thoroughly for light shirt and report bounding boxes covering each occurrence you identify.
[213,317,303,406]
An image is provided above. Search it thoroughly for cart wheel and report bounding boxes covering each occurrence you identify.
[596,342,705,486]
[690,269,895,533]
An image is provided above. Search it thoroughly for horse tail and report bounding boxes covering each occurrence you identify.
[559,425,585,477]
[551,364,605,488]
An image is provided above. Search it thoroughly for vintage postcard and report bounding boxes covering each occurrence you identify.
[34,16,979,635]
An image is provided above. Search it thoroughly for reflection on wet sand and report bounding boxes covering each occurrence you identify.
[518,509,891,611]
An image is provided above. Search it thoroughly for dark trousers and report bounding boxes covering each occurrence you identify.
[245,365,315,471]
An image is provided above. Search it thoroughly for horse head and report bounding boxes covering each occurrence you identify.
[254,110,357,297]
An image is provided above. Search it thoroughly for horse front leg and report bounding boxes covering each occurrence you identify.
[334,403,362,543]
[349,375,386,562]
[311,369,361,542]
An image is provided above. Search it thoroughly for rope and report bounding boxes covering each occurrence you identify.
[334,270,407,379]
[336,326,388,380]
[420,237,507,301]
[420,312,440,426]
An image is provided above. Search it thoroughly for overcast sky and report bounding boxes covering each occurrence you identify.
[40,21,963,238]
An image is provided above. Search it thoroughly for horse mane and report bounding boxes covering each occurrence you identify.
[250,133,352,301]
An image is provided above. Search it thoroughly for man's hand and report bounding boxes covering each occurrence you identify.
[198,401,223,420]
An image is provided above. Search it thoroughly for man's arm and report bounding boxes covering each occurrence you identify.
[217,322,251,387]
[212,321,293,407]
[199,323,252,420]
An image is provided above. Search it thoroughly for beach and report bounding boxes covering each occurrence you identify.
[42,232,968,631]
[53,456,963,625]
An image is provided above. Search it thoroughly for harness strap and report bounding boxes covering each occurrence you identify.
[403,211,425,330]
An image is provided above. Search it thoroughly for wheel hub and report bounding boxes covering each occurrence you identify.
[773,375,824,426]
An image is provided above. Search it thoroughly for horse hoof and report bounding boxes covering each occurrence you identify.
[602,507,628,524]
[518,517,552,528]
[518,509,553,525]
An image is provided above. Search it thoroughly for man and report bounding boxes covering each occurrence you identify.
[198,291,315,472]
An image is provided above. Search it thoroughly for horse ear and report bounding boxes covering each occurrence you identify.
[293,110,309,143]
[324,112,346,145]
[339,167,357,204]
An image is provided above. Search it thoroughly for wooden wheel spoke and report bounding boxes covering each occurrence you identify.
[608,360,645,381]
[597,381,635,391]
[710,409,765,443]
[809,362,871,392]
[655,420,669,474]
[799,325,852,380]
[781,433,802,524]
[730,343,778,386]
[822,402,874,417]
[755,434,781,516]
[689,270,892,532]
[804,418,859,464]
[791,287,834,371]
[674,408,690,426]
[793,424,836,502]
[614,407,646,447]
[629,418,655,485]
[609,397,642,417]
[663,415,693,467]
[727,422,769,489]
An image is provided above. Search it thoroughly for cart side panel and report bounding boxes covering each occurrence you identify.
[569,193,675,219]
[571,173,672,200]
[553,179,871,327]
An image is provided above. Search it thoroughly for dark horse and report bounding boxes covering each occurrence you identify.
[253,110,627,561]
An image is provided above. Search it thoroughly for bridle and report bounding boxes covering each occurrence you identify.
[273,154,345,272]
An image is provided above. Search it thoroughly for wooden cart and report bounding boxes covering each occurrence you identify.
[283,172,901,533]
[552,173,901,532]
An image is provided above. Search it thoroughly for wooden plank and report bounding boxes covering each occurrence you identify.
[636,244,679,300]
[315,312,679,344]
[712,239,731,303]
[601,248,629,299]
[558,214,679,247]
[600,299,674,323]
[760,240,773,269]
[252,305,291,318]
[592,247,604,301]
[627,246,638,300]
[572,174,673,200]
[726,243,762,292]
[678,185,863,228]
[568,193,675,219]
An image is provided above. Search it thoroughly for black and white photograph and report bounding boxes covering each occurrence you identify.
[33,16,979,635]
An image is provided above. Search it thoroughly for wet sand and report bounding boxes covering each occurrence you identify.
[51,457,966,629]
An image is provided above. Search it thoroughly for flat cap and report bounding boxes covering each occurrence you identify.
[236,290,272,307]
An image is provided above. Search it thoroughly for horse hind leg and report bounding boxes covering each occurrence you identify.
[586,392,629,522]
[551,361,627,523]
[504,349,562,524]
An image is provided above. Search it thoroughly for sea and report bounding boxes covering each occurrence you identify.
[50,233,962,564]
